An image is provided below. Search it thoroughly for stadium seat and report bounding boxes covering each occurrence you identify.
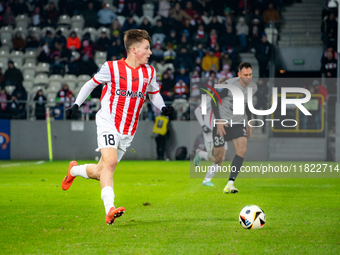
[95,51,107,66]
[116,16,126,26]
[49,74,63,82]
[23,62,36,77]
[46,92,57,107]
[152,33,166,45]
[71,15,85,30]
[142,3,154,17]
[82,27,96,42]
[0,49,9,58]
[36,63,50,74]
[0,45,11,53]
[34,74,49,87]
[90,98,101,112]
[58,15,72,27]
[24,51,37,65]
[0,26,13,42]
[29,27,42,39]
[77,74,91,87]
[133,16,143,26]
[57,27,70,38]
[171,99,189,118]
[23,80,34,90]
[24,74,34,82]
[5,85,16,95]
[264,27,278,44]
[97,27,111,39]
[41,27,56,37]
[15,14,30,29]
[63,74,77,90]
[13,27,27,40]
[46,81,62,94]
[10,51,24,67]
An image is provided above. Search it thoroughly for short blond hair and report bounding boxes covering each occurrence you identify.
[123,29,152,53]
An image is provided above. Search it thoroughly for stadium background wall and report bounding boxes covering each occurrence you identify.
[9,120,269,161]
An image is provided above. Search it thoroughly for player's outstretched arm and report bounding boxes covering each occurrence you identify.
[148,92,174,117]
[194,107,211,133]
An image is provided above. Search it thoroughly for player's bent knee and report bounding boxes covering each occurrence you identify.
[103,159,118,172]
[237,147,247,157]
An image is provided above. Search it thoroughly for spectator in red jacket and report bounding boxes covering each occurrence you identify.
[67,31,81,51]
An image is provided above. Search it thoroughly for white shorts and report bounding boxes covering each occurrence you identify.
[96,126,134,162]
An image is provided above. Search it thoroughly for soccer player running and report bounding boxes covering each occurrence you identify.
[61,29,174,225]
[211,62,257,193]
[194,77,228,187]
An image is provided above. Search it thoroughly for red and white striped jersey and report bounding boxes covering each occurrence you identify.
[93,59,160,136]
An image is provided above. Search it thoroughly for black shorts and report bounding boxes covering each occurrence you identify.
[213,124,248,148]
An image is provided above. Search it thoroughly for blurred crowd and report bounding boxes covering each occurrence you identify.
[0,0,295,121]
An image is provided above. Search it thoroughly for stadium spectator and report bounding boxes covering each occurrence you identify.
[50,52,66,75]
[262,3,280,28]
[201,48,220,72]
[207,16,224,34]
[222,8,236,30]
[121,0,143,17]
[220,52,233,74]
[33,89,47,120]
[321,12,338,50]
[10,83,27,119]
[164,29,178,51]
[3,61,24,87]
[57,84,75,108]
[52,30,67,49]
[173,46,193,73]
[44,1,58,28]
[170,2,192,26]
[31,6,42,27]
[184,1,199,20]
[249,16,264,48]
[312,79,328,133]
[37,42,51,63]
[192,42,205,62]
[110,19,122,38]
[162,43,175,64]
[321,47,337,79]
[67,55,79,75]
[67,31,81,51]
[177,33,193,53]
[83,2,98,28]
[174,79,189,99]
[40,30,53,48]
[219,26,238,50]
[12,32,26,52]
[3,6,15,27]
[26,31,40,51]
[236,17,249,52]
[13,0,28,15]
[160,71,175,101]
[52,98,64,120]
[138,17,152,33]
[122,15,138,33]
[214,43,222,59]
[96,31,110,52]
[175,67,190,85]
[254,33,272,78]
[152,40,164,62]
[193,24,208,47]
[219,64,233,79]
[82,39,94,59]
[97,3,116,28]
[0,87,11,119]
[158,0,171,19]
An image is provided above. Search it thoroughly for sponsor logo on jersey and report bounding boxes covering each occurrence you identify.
[115,89,146,100]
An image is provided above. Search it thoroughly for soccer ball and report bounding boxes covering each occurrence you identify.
[239,205,266,229]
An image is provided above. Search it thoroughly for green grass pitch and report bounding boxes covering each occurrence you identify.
[0,160,339,254]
